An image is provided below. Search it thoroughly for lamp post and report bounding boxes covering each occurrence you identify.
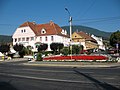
[65,8,72,58]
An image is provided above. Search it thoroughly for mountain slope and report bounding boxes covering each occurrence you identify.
[0,35,12,43]
[62,25,112,39]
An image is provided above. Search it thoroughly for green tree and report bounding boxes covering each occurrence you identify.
[72,45,83,55]
[58,43,64,54]
[19,48,26,58]
[50,43,64,54]
[110,30,120,49]
[36,52,42,61]
[38,44,48,52]
[13,44,24,58]
[61,47,69,56]
[0,44,10,54]
[13,44,24,52]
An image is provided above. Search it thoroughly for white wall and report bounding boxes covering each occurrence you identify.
[36,35,70,51]
[13,27,70,51]
[12,26,36,49]
[91,34,105,50]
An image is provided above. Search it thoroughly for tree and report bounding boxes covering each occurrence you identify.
[110,30,120,49]
[61,47,69,56]
[58,43,64,53]
[13,44,24,58]
[36,52,42,61]
[50,43,58,53]
[50,43,64,54]
[38,44,48,52]
[0,44,10,54]
[72,45,83,55]
[13,44,24,52]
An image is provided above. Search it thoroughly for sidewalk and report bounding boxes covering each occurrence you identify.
[24,61,120,68]
[0,58,27,62]
[1,58,120,68]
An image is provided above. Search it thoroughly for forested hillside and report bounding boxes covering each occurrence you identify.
[0,35,12,43]
[62,25,112,39]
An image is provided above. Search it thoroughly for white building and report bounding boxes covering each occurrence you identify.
[12,21,70,51]
[91,34,105,50]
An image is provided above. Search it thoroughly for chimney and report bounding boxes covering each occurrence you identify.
[50,20,54,25]
[32,21,36,25]
[76,29,79,32]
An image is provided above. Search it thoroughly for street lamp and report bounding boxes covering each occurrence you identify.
[65,7,72,58]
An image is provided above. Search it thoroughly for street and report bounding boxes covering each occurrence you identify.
[0,60,120,90]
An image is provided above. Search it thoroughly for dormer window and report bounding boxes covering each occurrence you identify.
[21,29,26,33]
[41,28,46,34]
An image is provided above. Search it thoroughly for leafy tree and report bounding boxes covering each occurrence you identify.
[13,44,24,58]
[38,44,48,52]
[13,44,24,52]
[58,43,64,53]
[0,44,10,54]
[26,46,33,55]
[50,43,64,54]
[110,30,120,49]
[72,45,83,55]
[61,47,69,56]
[50,43,58,53]
[36,53,42,61]
[19,48,26,58]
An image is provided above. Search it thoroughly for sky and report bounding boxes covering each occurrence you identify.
[0,0,120,35]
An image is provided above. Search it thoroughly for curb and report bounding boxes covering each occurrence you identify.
[23,62,120,68]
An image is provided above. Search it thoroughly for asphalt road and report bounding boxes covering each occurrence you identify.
[0,60,120,90]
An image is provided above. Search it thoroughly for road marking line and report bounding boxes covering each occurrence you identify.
[0,72,92,84]
[6,68,94,74]
[22,69,74,73]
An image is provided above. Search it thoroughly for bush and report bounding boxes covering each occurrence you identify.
[61,47,69,56]
[36,53,42,61]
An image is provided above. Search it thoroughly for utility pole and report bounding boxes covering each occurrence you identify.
[65,8,72,59]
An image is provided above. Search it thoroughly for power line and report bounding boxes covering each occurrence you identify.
[81,0,96,18]
[73,16,120,24]
[76,0,96,19]
[0,24,19,27]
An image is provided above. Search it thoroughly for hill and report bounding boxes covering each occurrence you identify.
[0,35,12,43]
[61,25,112,39]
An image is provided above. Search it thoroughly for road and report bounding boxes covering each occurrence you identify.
[0,60,120,90]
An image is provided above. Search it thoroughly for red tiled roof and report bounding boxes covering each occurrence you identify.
[19,21,69,37]
[76,31,97,42]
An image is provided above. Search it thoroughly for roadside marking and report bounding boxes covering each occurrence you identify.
[0,72,92,84]
[22,69,74,73]
[11,68,95,74]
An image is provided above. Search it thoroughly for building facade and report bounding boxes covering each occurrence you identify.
[91,34,105,50]
[12,21,70,51]
[72,31,98,50]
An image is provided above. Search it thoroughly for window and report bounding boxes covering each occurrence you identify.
[22,38,25,41]
[40,37,42,41]
[31,37,34,41]
[41,28,46,34]
[24,29,26,32]
[42,31,45,33]
[21,29,26,33]
[26,37,29,41]
[18,38,21,41]
[21,30,23,33]
[14,38,17,42]
[45,36,47,41]
[51,36,54,41]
